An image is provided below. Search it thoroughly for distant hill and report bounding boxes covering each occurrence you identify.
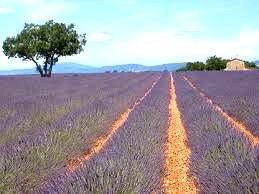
[0,62,186,75]
[254,60,259,66]
[99,64,147,72]
[146,63,185,71]
[52,63,99,73]
[0,69,36,75]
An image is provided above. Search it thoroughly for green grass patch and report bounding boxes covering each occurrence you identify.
[0,99,82,145]
[0,111,107,193]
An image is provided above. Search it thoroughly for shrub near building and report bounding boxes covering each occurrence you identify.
[177,56,227,71]
[245,61,258,69]
[178,55,259,72]
[177,61,205,72]
[205,56,227,70]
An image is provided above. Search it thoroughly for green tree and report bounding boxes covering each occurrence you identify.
[245,61,257,69]
[186,61,206,71]
[205,56,227,70]
[176,67,188,72]
[177,62,205,71]
[3,20,86,77]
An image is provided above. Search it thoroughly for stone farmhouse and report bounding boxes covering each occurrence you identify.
[225,58,247,71]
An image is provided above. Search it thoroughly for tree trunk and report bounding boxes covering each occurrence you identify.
[40,66,49,77]
[39,69,44,77]
[48,57,54,77]
[36,66,44,77]
[31,58,44,77]
[48,67,52,77]
[43,61,48,77]
[44,66,48,76]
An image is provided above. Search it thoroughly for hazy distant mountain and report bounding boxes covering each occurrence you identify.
[0,69,36,75]
[254,60,259,66]
[0,62,186,75]
[53,63,97,73]
[145,63,185,71]
[99,64,147,72]
[100,63,185,72]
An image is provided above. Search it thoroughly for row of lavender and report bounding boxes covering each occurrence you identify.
[185,71,259,136]
[174,74,258,193]
[0,73,159,193]
[1,73,152,146]
[37,73,170,193]
[0,73,122,119]
[0,73,139,139]
[1,71,257,193]
[0,73,154,152]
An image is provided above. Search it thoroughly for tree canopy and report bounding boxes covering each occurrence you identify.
[186,61,206,71]
[3,20,86,77]
[245,61,258,69]
[177,56,228,71]
[205,55,227,70]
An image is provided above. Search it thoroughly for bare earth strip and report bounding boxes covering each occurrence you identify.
[66,76,161,172]
[183,76,259,147]
[163,73,198,193]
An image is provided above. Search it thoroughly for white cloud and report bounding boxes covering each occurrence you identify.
[3,27,259,69]
[174,11,203,33]
[27,0,77,21]
[0,0,77,21]
[64,28,259,66]
[0,0,41,7]
[20,0,42,5]
[88,32,112,42]
[1,0,49,5]
[107,0,137,6]
[128,29,259,62]
[0,52,34,70]
[0,7,15,14]
[1,3,259,69]
[128,11,155,21]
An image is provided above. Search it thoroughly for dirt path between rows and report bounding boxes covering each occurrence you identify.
[163,73,198,193]
[66,76,161,172]
[183,76,259,147]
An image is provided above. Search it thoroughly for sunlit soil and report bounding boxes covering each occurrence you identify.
[163,73,198,194]
[66,76,161,172]
[183,76,259,147]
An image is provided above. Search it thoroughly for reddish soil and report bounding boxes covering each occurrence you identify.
[163,73,198,193]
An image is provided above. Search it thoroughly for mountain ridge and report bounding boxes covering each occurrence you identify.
[0,62,186,75]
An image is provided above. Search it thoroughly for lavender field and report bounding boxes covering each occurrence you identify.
[174,74,258,193]
[0,72,258,193]
[185,71,259,136]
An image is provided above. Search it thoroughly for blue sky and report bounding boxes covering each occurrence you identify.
[0,0,259,70]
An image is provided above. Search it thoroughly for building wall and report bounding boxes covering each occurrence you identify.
[226,60,246,71]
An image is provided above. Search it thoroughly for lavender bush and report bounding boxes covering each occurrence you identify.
[37,73,170,193]
[0,73,145,144]
[1,71,257,193]
[185,71,259,136]
[0,73,160,193]
[174,74,258,193]
[0,73,122,141]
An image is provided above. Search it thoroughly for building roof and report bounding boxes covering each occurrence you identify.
[227,58,245,62]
